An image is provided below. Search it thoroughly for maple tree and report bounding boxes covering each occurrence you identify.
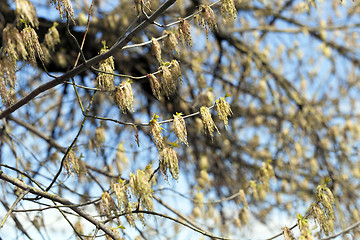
[0,0,360,239]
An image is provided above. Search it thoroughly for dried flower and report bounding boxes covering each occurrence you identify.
[221,0,237,21]
[114,80,134,113]
[216,96,232,129]
[200,106,219,138]
[21,26,44,65]
[97,42,115,92]
[163,30,179,54]
[173,113,188,146]
[49,0,75,22]
[44,22,60,52]
[149,114,165,151]
[195,5,218,38]
[160,146,179,180]
[178,18,192,46]
[15,0,39,28]
[147,73,162,100]
[151,38,162,64]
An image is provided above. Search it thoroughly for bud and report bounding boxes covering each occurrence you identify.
[147,73,162,100]
[216,96,233,129]
[200,106,219,138]
[173,113,188,146]
[151,37,162,63]
[114,80,134,113]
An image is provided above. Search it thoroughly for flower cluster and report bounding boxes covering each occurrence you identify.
[129,169,154,211]
[49,0,75,22]
[313,184,335,235]
[221,0,237,21]
[160,145,179,180]
[100,191,117,217]
[151,38,162,64]
[195,5,218,38]
[282,227,295,240]
[147,73,162,100]
[97,42,115,92]
[200,106,219,138]
[149,114,165,151]
[178,18,192,46]
[44,22,60,52]
[114,80,134,113]
[95,126,106,148]
[21,26,44,65]
[163,30,179,54]
[63,150,80,176]
[15,0,39,28]
[113,182,134,226]
[297,214,315,240]
[173,113,188,146]
[216,96,233,129]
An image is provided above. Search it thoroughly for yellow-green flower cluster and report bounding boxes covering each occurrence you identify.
[97,43,115,92]
[178,18,192,46]
[216,97,233,129]
[173,113,188,146]
[114,80,134,113]
[314,184,335,235]
[163,30,179,54]
[113,182,134,226]
[221,0,237,21]
[49,0,75,22]
[129,169,154,211]
[15,0,39,28]
[44,22,60,52]
[149,115,165,151]
[160,146,179,180]
[100,191,117,217]
[63,150,80,176]
[195,5,218,38]
[297,214,315,240]
[151,37,162,64]
[148,73,162,100]
[200,106,219,138]
[21,26,44,65]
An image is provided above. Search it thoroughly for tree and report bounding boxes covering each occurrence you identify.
[0,0,359,239]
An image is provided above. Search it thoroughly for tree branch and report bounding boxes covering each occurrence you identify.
[0,0,177,119]
[0,170,121,240]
